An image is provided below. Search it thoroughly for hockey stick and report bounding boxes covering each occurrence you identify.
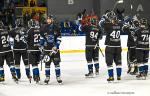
[94,44,104,57]
[40,50,45,71]
[112,0,124,11]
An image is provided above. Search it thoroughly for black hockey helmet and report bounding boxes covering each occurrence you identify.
[133,20,140,27]
[106,11,116,20]
[140,18,147,25]
[47,15,54,20]
[28,19,36,28]
[15,18,23,27]
[0,21,4,29]
[90,17,98,26]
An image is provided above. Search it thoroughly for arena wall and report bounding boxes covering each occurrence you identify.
[60,35,128,53]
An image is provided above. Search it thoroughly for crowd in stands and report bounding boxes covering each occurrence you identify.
[0,1,96,36]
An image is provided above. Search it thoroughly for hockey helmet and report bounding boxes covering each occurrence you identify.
[90,16,98,26]
[15,18,23,27]
[28,19,37,28]
[140,18,147,25]
[0,21,4,29]
[133,20,140,27]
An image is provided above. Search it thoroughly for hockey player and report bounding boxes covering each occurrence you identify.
[0,21,18,83]
[26,19,41,83]
[134,18,149,79]
[123,18,140,75]
[40,15,62,84]
[10,19,31,81]
[100,11,123,82]
[81,15,102,78]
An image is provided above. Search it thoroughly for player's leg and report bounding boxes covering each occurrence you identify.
[0,54,5,82]
[114,47,122,80]
[130,48,138,74]
[127,47,133,73]
[85,47,94,77]
[105,46,114,81]
[22,50,31,79]
[14,50,21,79]
[93,47,99,75]
[127,47,131,72]
[43,51,51,84]
[29,51,40,83]
[127,47,137,74]
[6,51,18,82]
[136,49,145,79]
[143,50,149,76]
[53,51,62,84]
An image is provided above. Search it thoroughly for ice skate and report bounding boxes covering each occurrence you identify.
[0,76,5,82]
[95,68,99,75]
[136,73,146,80]
[44,76,50,84]
[33,75,40,84]
[117,76,121,80]
[56,76,63,84]
[85,72,94,78]
[107,77,114,82]
[12,74,19,84]
[27,75,32,83]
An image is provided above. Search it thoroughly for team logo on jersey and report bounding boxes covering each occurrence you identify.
[43,55,50,62]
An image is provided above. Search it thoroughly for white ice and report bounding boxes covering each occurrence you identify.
[0,52,149,96]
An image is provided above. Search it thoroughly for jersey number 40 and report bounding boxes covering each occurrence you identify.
[110,30,120,39]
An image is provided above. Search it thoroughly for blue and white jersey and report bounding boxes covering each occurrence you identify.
[40,24,61,50]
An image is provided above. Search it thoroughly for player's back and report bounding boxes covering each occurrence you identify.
[135,27,150,49]
[82,25,101,47]
[11,27,27,50]
[104,22,122,46]
[0,28,11,52]
[27,27,40,50]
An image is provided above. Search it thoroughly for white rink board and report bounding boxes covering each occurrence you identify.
[60,35,128,51]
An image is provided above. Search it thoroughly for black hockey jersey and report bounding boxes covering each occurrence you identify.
[0,28,12,52]
[27,27,41,51]
[104,22,123,46]
[10,27,27,50]
[122,25,136,47]
[82,25,102,47]
[40,24,61,50]
[135,27,150,49]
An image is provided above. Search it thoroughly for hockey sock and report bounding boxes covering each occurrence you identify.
[87,63,93,73]
[144,64,148,74]
[138,64,144,73]
[33,66,39,77]
[15,67,21,79]
[55,66,61,77]
[108,67,114,77]
[116,65,122,77]
[0,67,4,77]
[25,68,30,77]
[45,67,50,77]
[94,63,99,69]
[10,66,16,74]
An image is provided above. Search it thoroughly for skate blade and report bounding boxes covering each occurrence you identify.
[58,82,63,85]
[44,81,49,85]
[85,75,95,78]
[14,80,19,84]
[136,77,146,80]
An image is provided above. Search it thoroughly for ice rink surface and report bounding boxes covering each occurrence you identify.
[0,52,150,96]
